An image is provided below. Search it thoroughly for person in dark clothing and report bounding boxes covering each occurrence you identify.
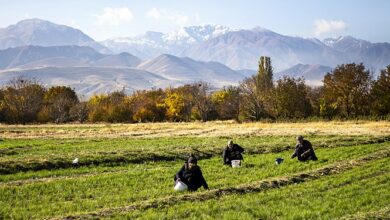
[223,140,244,166]
[291,136,318,161]
[174,156,209,191]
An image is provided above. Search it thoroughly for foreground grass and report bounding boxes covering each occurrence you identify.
[108,157,390,219]
[0,143,388,219]
[0,122,389,219]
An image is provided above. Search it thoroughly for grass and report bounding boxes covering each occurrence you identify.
[113,157,389,219]
[1,135,389,174]
[0,121,389,219]
[1,143,389,219]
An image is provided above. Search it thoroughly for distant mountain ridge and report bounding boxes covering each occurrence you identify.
[0,45,245,97]
[323,36,390,71]
[275,64,333,86]
[137,54,244,86]
[0,45,139,69]
[0,67,173,97]
[0,19,110,53]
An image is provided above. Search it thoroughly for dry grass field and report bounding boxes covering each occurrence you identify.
[1,120,389,139]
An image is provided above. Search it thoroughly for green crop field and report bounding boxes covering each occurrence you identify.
[0,121,389,219]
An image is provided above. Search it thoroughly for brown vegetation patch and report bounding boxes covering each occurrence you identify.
[1,121,389,139]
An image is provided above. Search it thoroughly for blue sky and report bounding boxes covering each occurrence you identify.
[1,0,389,42]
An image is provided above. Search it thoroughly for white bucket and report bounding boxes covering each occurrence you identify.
[231,160,241,168]
[174,181,188,191]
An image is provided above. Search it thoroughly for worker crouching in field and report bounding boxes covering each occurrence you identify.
[291,136,318,161]
[174,156,209,191]
[223,140,244,166]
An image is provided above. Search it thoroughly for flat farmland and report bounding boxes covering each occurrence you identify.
[0,121,389,219]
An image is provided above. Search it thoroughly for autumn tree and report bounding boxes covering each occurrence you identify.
[164,88,187,121]
[106,91,132,122]
[175,85,195,121]
[190,82,214,122]
[69,102,89,123]
[274,77,312,118]
[131,89,166,122]
[2,77,46,123]
[371,65,390,116]
[87,91,132,122]
[211,86,240,121]
[87,94,109,122]
[41,86,79,123]
[0,89,5,122]
[323,63,372,118]
[306,86,324,117]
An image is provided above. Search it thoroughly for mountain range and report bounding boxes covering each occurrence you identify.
[0,45,245,97]
[1,18,389,97]
[102,26,390,73]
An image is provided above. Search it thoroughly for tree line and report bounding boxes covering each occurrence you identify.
[0,57,389,124]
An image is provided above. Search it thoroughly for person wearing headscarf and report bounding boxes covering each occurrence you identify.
[174,156,209,191]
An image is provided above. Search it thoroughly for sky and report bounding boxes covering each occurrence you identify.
[0,0,389,42]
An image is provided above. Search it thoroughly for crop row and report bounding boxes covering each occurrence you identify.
[1,135,389,174]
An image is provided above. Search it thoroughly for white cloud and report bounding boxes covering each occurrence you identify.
[314,19,347,36]
[95,7,133,26]
[146,8,188,26]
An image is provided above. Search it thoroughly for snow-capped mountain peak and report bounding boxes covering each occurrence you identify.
[163,24,235,44]
[100,24,236,58]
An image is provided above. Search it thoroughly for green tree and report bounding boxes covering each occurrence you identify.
[0,89,6,122]
[306,86,323,117]
[257,56,273,91]
[239,56,275,120]
[323,63,372,118]
[371,65,390,116]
